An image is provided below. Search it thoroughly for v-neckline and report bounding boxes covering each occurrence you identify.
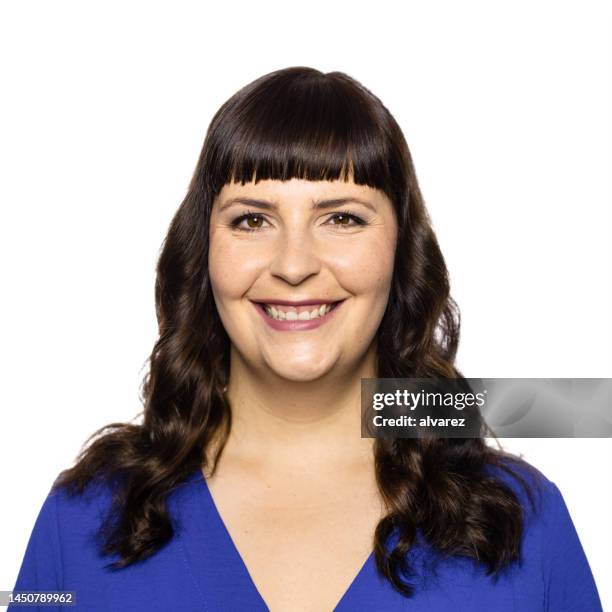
[194,467,376,611]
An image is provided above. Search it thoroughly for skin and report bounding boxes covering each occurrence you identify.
[205,175,398,611]
[208,176,398,469]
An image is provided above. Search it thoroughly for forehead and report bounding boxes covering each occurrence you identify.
[215,178,389,207]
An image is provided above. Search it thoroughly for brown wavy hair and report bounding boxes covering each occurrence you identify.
[53,66,544,597]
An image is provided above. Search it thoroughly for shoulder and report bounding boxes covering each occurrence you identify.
[484,454,551,521]
[47,475,118,568]
[11,475,115,593]
[47,471,196,551]
[483,454,578,541]
[13,470,197,588]
[10,471,211,610]
[52,476,115,527]
[485,455,603,610]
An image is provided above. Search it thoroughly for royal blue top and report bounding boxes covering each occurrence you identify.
[9,463,603,611]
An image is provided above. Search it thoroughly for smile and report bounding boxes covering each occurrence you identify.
[250,300,345,331]
[263,302,338,320]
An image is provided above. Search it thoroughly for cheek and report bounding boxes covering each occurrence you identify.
[333,237,395,296]
[208,235,260,299]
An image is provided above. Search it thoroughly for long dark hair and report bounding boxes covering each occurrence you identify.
[54,66,544,597]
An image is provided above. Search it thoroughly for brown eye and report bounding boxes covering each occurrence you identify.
[246,215,263,228]
[328,212,365,228]
[230,212,268,232]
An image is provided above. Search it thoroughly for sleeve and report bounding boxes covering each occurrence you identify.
[542,481,603,612]
[8,490,64,611]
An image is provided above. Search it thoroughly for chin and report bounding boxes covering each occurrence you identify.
[267,359,338,383]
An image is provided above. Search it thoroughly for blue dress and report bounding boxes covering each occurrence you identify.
[9,464,603,611]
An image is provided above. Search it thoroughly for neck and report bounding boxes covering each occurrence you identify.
[218,344,378,474]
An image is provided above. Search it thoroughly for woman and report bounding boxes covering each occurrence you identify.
[10,66,603,611]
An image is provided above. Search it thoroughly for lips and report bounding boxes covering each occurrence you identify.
[257,301,341,318]
[250,298,345,330]
[249,298,346,317]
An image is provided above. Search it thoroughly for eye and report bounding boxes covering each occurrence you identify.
[230,211,268,232]
[327,211,366,228]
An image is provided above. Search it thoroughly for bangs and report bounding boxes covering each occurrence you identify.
[204,68,398,199]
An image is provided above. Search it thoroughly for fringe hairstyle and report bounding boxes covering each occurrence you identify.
[54,66,543,597]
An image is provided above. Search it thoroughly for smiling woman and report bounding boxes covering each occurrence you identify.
[208,176,397,382]
[10,66,602,611]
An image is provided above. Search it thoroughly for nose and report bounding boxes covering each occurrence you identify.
[268,228,322,285]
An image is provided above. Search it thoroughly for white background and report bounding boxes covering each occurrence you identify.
[1,0,610,608]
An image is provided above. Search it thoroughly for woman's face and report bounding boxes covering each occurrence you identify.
[208,177,398,382]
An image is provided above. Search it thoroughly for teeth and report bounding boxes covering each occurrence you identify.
[263,303,335,321]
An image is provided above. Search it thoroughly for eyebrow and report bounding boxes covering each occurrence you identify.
[218,196,377,213]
